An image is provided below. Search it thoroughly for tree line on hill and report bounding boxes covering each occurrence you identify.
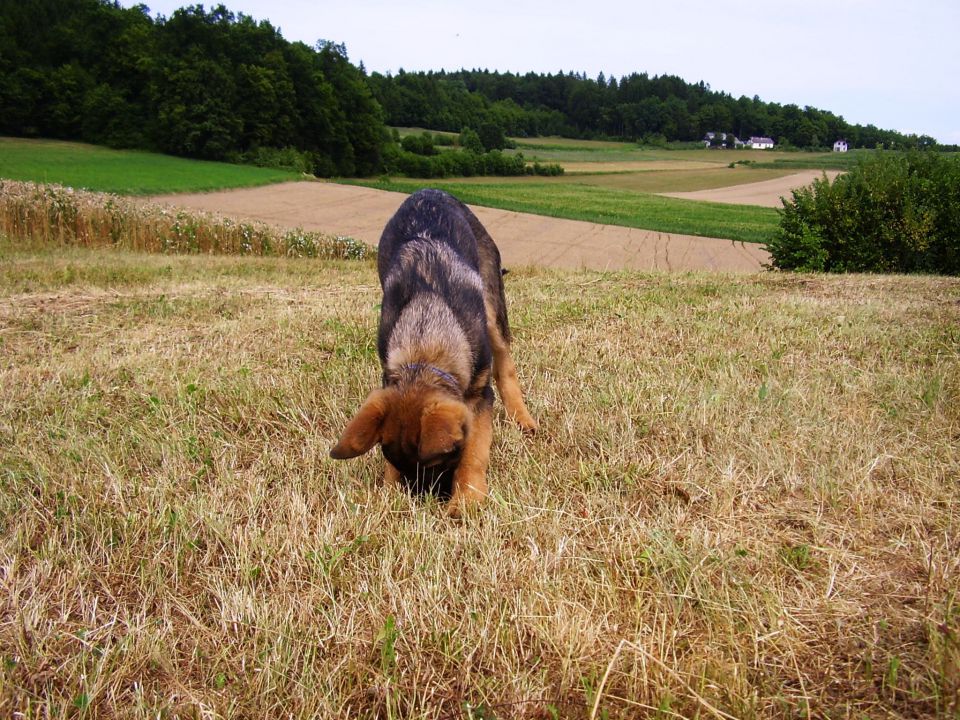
[0,0,383,176]
[368,69,938,151]
[0,0,946,181]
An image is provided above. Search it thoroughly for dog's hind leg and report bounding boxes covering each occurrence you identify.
[487,315,538,433]
[447,406,492,517]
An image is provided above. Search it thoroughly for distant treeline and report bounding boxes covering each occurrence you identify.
[368,69,940,151]
[0,1,946,181]
[0,0,383,176]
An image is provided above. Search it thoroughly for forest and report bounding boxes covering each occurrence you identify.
[0,0,384,176]
[0,0,943,178]
[367,69,936,151]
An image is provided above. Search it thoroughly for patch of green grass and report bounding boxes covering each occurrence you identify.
[392,126,460,141]
[347,178,779,243]
[509,139,854,169]
[513,136,637,151]
[749,149,875,171]
[0,137,302,195]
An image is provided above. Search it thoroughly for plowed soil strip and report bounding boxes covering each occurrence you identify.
[149,181,770,272]
[661,170,841,207]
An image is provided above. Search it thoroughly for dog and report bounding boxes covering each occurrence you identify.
[330,189,536,516]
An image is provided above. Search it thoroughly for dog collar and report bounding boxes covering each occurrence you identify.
[398,363,462,393]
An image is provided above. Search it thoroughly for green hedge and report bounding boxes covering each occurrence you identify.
[381,145,563,179]
[766,152,960,274]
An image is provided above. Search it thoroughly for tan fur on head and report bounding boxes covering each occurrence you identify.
[330,387,471,470]
[418,398,471,465]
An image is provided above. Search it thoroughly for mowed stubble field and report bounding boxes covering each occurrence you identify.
[2,138,958,717]
[1,237,958,718]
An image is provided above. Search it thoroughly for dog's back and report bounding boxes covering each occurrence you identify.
[377,189,502,389]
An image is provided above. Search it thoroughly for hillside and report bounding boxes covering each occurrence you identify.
[0,0,939,186]
[2,240,958,718]
[370,69,934,149]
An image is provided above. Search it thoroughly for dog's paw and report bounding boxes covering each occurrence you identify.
[515,411,538,435]
[446,480,486,518]
[446,500,466,519]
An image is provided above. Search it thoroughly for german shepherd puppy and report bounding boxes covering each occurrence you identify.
[330,189,536,516]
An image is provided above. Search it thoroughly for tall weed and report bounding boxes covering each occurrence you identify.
[0,180,370,260]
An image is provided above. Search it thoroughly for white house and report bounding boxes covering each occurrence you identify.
[749,136,775,150]
[833,139,849,152]
[703,132,743,148]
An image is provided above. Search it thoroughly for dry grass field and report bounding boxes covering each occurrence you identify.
[1,234,958,718]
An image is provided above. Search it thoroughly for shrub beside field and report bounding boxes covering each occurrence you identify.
[768,152,960,275]
[0,180,369,260]
[382,130,564,179]
[1,232,958,717]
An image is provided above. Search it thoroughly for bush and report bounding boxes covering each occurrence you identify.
[400,132,437,156]
[380,144,551,179]
[766,152,960,275]
[459,127,485,154]
[431,133,456,147]
[478,121,507,152]
[528,161,564,176]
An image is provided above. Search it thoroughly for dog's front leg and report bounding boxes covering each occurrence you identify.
[384,461,402,487]
[446,406,492,518]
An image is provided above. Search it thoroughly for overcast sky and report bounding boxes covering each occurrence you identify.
[122,0,960,144]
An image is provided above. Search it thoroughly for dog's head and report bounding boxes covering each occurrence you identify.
[330,387,471,479]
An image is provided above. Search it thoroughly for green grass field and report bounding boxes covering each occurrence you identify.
[349,178,780,244]
[2,233,958,718]
[392,165,812,193]
[394,130,856,175]
[512,137,854,168]
[367,133,859,242]
[2,135,838,244]
[0,137,302,195]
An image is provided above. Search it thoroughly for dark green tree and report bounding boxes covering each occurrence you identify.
[767,152,960,275]
[0,0,387,174]
[459,127,484,154]
[477,121,507,151]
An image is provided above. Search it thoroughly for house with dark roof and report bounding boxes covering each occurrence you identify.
[703,132,744,148]
[749,136,775,150]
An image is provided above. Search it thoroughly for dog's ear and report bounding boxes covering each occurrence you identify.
[330,389,392,459]
[419,399,470,464]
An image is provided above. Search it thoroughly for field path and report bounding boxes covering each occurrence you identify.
[661,169,841,207]
[148,181,769,272]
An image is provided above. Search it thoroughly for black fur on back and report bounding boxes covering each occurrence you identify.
[377,189,507,388]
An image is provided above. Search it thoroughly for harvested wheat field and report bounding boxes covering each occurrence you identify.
[1,234,958,718]
[662,170,843,208]
[149,182,770,272]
